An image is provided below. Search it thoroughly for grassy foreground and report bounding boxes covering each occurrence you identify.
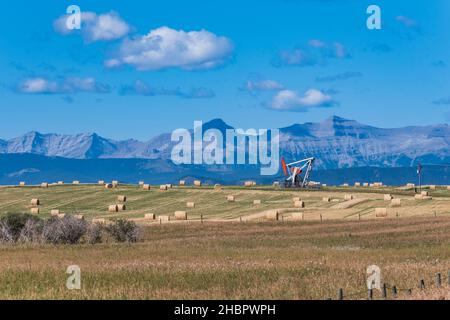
[0,217,449,299]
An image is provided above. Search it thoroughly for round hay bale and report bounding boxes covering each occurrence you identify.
[142,184,151,190]
[50,209,60,216]
[30,207,39,214]
[117,195,127,202]
[98,180,105,185]
[342,183,349,187]
[421,191,429,196]
[41,182,49,188]
[166,184,173,189]
[429,185,436,190]
[354,182,361,187]
[92,218,106,224]
[108,204,118,212]
[344,194,354,201]
[117,204,126,211]
[30,198,40,206]
[57,181,64,185]
[226,195,235,202]
[214,184,222,191]
[291,212,303,220]
[179,180,186,186]
[322,197,331,202]
[253,199,261,205]
[194,180,202,187]
[105,183,113,189]
[294,200,304,208]
[19,181,26,186]
[292,197,301,202]
[144,213,155,220]
[57,213,66,219]
[390,198,401,207]
[447,186,450,191]
[72,181,80,185]
[138,181,145,186]
[112,181,119,187]
[174,211,187,220]
[375,208,388,217]
[384,194,393,201]
[244,181,253,187]
[158,215,170,222]
[186,202,195,208]
[74,214,84,220]
[266,211,279,221]
[159,184,168,191]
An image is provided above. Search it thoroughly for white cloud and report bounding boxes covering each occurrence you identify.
[243,79,283,92]
[54,11,130,42]
[17,77,110,94]
[106,26,233,71]
[270,89,334,111]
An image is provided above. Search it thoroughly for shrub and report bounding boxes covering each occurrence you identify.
[18,219,44,243]
[106,219,140,243]
[0,221,14,244]
[0,213,39,242]
[42,216,87,244]
[85,223,103,244]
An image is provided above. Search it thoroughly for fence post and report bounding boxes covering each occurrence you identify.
[358,214,361,221]
[435,273,441,288]
[419,279,425,290]
[368,288,373,300]
[382,283,387,299]
[200,213,203,224]
[338,288,344,300]
[392,286,397,298]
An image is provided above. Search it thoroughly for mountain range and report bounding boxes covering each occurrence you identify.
[1,116,450,185]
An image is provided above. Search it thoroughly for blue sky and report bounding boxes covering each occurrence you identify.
[0,0,449,140]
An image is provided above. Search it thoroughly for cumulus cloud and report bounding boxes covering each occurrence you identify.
[273,40,349,67]
[315,71,362,82]
[17,77,110,94]
[54,11,130,42]
[105,26,233,71]
[241,78,283,93]
[119,80,215,99]
[269,89,335,111]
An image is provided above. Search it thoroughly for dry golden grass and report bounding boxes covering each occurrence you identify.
[0,217,449,299]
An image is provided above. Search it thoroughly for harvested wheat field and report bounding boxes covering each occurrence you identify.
[0,184,450,299]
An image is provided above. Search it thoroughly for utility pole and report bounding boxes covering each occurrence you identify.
[417,163,422,193]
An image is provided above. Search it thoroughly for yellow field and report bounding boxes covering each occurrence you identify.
[1,184,449,224]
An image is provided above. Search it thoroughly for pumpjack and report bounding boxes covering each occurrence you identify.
[281,157,315,188]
